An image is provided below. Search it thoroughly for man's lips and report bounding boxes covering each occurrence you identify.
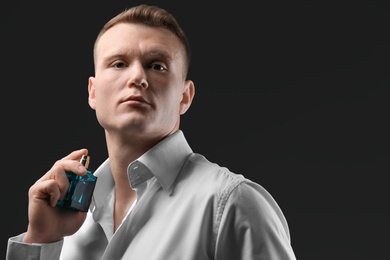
[122,95,150,105]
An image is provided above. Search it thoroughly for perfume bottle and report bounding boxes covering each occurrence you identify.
[56,154,97,212]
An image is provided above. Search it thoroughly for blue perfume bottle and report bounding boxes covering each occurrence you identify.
[56,155,97,212]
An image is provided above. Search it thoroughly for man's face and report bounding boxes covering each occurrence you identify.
[88,23,193,141]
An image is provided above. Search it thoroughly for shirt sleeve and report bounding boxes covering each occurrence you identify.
[6,233,63,260]
[214,180,297,260]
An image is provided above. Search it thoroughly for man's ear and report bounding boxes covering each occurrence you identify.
[88,77,96,110]
[179,80,195,115]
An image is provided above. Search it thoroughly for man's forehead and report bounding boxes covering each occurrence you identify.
[101,23,177,44]
[96,23,185,60]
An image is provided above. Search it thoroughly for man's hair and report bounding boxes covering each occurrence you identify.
[93,4,191,78]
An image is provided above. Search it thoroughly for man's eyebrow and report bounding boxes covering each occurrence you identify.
[101,49,128,61]
[145,49,172,61]
[100,47,175,63]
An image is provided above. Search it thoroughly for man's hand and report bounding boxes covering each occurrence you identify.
[23,148,90,244]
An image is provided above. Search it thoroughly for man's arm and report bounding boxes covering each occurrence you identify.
[215,180,296,260]
[6,233,63,260]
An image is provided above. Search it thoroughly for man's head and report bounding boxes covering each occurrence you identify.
[88,5,195,144]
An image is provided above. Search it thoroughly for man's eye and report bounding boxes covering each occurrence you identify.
[150,63,167,71]
[113,62,126,68]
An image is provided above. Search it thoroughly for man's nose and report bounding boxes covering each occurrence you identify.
[127,62,148,88]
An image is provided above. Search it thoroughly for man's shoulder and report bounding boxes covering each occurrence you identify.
[181,152,249,191]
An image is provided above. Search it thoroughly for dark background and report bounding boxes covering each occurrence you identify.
[1,1,389,259]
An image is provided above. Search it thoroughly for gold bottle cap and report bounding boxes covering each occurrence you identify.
[80,155,90,169]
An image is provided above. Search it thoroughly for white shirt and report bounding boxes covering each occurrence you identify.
[7,130,296,260]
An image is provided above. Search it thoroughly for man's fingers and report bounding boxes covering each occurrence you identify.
[60,148,89,161]
[29,149,91,208]
[30,179,62,207]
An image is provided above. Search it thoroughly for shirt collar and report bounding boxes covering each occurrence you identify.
[91,130,193,211]
[134,130,193,191]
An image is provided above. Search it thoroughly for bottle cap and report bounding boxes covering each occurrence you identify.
[80,155,90,169]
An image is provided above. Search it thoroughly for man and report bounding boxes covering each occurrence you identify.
[6,4,296,260]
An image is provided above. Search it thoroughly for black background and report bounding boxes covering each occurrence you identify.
[1,1,389,259]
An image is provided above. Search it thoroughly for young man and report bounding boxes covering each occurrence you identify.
[6,4,296,260]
